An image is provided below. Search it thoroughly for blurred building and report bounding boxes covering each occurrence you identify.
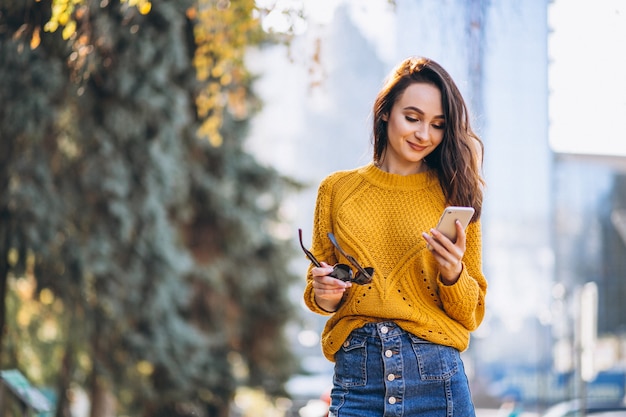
[549,153,626,399]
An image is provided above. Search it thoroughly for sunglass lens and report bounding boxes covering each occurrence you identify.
[353,267,374,285]
[329,264,353,282]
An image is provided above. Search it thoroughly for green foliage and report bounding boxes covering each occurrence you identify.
[0,0,299,415]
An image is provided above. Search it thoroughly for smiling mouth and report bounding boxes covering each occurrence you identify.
[408,142,427,151]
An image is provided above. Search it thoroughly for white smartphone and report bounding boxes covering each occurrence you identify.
[434,206,475,242]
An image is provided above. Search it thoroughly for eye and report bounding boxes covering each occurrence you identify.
[432,123,445,130]
[405,116,419,122]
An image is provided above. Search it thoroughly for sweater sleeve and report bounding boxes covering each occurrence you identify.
[303,175,341,315]
[437,219,487,331]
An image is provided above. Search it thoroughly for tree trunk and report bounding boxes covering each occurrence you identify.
[89,372,116,417]
[0,219,8,360]
[54,334,76,417]
[89,322,116,417]
[0,128,13,359]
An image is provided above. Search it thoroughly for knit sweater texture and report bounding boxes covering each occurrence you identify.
[303,163,487,362]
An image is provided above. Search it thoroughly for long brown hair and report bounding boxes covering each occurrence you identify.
[372,56,485,220]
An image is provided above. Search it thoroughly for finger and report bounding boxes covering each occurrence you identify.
[427,227,448,244]
[312,265,335,278]
[423,231,463,266]
[312,274,351,288]
[429,226,464,253]
[454,220,467,246]
[422,231,437,249]
[314,286,349,297]
[312,278,351,297]
[422,230,450,251]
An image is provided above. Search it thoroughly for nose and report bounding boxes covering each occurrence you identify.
[414,122,429,141]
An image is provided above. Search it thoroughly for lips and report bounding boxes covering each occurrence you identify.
[407,141,427,152]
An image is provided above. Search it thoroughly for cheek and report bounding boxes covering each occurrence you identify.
[387,116,410,137]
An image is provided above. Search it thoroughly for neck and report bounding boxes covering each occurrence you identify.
[376,159,428,176]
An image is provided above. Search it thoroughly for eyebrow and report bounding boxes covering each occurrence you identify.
[403,106,445,120]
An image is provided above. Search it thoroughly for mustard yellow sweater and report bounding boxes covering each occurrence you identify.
[304,163,487,362]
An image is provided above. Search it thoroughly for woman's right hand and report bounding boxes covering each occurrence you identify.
[312,262,352,313]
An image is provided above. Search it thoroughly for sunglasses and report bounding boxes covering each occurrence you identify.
[298,229,374,285]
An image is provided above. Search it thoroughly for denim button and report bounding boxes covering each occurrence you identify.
[385,349,393,358]
[388,396,397,404]
[380,326,389,334]
[343,340,350,348]
[387,374,395,381]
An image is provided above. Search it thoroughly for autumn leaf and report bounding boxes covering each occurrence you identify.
[30,27,41,49]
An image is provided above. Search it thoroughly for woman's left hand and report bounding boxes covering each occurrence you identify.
[422,220,466,285]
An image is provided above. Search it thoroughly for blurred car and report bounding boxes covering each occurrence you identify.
[284,356,333,417]
[541,399,626,417]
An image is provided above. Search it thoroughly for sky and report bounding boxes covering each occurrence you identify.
[548,0,626,157]
[256,0,395,59]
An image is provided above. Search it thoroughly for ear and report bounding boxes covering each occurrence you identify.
[381,112,389,122]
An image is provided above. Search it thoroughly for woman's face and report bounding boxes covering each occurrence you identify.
[382,82,445,175]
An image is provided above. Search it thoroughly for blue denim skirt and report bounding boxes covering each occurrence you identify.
[329,322,475,417]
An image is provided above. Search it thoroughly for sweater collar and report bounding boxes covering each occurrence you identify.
[358,163,437,191]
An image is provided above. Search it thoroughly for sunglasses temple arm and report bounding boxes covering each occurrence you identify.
[304,249,322,268]
[327,233,373,279]
[327,233,347,257]
[299,229,322,268]
[327,233,361,270]
[347,255,373,279]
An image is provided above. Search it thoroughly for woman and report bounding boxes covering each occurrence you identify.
[302,56,487,417]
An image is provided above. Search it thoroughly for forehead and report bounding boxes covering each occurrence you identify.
[395,82,443,113]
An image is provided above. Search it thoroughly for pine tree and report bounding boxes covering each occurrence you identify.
[0,1,299,416]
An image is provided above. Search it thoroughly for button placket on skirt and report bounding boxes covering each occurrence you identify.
[378,323,405,417]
